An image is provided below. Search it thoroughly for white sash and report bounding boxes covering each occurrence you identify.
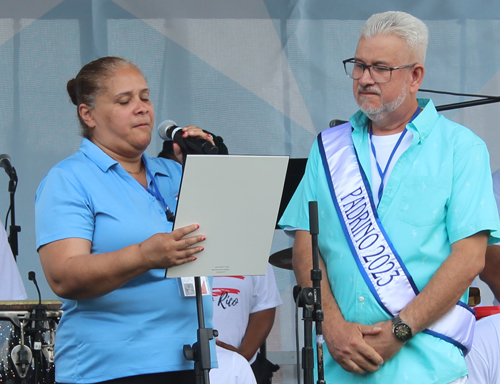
[318,122,475,354]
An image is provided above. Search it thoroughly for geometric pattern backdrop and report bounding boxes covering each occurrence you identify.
[1,2,500,382]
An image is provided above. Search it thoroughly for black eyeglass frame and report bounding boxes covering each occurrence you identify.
[342,58,417,84]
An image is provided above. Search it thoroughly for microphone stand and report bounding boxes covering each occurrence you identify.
[294,201,325,384]
[7,166,20,261]
[28,271,48,384]
[177,150,215,384]
[183,276,216,384]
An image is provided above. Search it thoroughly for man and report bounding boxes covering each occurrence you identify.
[279,11,500,384]
[212,263,282,384]
[465,168,500,384]
[479,168,500,303]
[465,313,500,384]
[210,346,257,384]
[0,220,27,300]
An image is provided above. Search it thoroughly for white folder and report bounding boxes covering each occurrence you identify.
[166,154,289,278]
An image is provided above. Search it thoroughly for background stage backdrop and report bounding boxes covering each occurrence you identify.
[1,1,500,382]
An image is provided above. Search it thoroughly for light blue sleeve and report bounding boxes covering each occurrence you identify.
[35,167,94,250]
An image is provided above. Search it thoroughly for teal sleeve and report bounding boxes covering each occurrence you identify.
[447,140,500,245]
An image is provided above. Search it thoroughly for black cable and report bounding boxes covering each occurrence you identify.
[418,88,500,112]
[419,88,500,100]
[295,293,302,384]
[4,205,10,230]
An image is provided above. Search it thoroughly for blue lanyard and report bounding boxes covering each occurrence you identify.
[369,107,420,205]
[144,162,175,222]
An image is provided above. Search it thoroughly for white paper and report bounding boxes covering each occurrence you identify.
[166,154,289,278]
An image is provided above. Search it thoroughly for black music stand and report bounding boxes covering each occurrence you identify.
[275,158,307,229]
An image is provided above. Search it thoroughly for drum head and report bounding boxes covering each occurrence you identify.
[0,300,62,311]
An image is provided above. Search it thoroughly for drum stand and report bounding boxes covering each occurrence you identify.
[10,320,33,380]
[4,273,57,384]
[294,201,326,384]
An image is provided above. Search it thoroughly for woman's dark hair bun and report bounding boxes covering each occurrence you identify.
[66,78,78,105]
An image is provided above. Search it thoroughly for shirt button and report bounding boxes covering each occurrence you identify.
[359,296,365,302]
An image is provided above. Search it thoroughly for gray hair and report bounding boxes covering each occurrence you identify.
[360,11,429,64]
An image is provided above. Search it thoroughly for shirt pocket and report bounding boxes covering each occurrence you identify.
[397,176,448,227]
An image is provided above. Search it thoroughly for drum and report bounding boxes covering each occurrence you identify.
[0,300,62,384]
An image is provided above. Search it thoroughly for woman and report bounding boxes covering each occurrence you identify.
[35,57,216,383]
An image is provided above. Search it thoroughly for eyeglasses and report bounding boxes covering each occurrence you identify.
[342,58,417,84]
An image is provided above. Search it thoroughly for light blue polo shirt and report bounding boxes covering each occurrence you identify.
[35,138,216,383]
[279,99,500,383]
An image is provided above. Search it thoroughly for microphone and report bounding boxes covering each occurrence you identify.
[28,271,47,357]
[158,120,218,155]
[0,154,17,180]
[0,154,16,178]
[29,271,43,305]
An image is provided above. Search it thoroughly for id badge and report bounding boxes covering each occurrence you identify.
[178,276,211,297]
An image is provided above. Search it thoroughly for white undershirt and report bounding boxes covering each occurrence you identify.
[369,130,413,207]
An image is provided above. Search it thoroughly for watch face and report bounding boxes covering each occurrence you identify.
[394,323,412,341]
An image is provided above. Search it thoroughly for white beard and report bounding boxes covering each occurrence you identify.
[358,81,408,123]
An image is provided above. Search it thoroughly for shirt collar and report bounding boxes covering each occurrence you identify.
[78,138,171,177]
[411,98,439,142]
[349,98,439,143]
[78,138,116,172]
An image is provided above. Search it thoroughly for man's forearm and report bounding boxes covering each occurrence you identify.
[238,308,276,361]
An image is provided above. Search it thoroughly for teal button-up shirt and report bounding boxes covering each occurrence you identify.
[280,98,500,383]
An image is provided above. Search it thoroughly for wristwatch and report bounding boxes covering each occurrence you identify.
[392,315,413,342]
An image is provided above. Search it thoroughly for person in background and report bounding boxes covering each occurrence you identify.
[279,11,500,384]
[212,264,282,384]
[465,168,500,384]
[35,56,216,384]
[480,168,500,303]
[0,221,27,300]
[210,346,257,384]
[465,313,500,384]
[157,128,228,162]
